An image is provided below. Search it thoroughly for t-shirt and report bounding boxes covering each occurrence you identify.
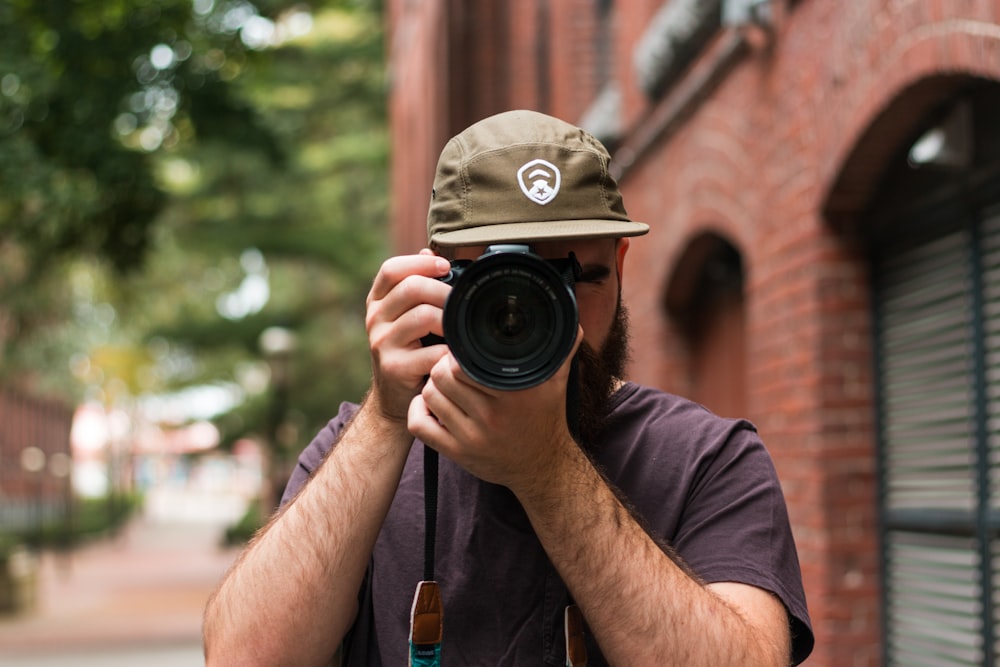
[282,382,814,666]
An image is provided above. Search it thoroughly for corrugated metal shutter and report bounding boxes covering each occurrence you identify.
[875,206,1000,666]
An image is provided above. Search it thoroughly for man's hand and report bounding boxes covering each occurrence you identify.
[365,249,452,423]
[205,255,457,667]
[408,327,583,494]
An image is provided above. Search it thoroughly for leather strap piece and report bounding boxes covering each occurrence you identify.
[565,604,588,666]
[409,580,443,667]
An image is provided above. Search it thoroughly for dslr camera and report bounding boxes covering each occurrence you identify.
[423,244,581,390]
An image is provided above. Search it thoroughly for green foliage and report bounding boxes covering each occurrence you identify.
[3,493,142,552]
[0,0,282,276]
[0,1,389,453]
[223,497,264,546]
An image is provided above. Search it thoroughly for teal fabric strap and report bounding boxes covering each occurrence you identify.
[409,642,441,667]
[409,581,443,667]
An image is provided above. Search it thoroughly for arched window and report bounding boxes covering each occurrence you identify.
[869,81,1000,667]
[665,233,746,417]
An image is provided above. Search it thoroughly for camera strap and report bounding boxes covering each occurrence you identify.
[409,444,443,666]
[422,445,438,582]
[409,355,583,666]
[564,603,588,666]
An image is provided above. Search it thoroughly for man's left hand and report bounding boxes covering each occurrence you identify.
[407,327,583,494]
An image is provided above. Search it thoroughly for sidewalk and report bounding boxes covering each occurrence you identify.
[0,499,244,660]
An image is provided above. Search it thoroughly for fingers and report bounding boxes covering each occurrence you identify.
[364,251,454,420]
[368,253,450,305]
[366,254,448,347]
[367,254,452,346]
[409,319,584,473]
[410,350,574,489]
[422,355,475,421]
[409,386,447,445]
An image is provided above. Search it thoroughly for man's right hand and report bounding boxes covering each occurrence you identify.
[364,249,452,423]
[204,251,452,667]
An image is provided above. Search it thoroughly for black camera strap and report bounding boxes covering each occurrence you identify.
[409,444,443,666]
[423,444,438,581]
[411,354,582,666]
[562,355,588,666]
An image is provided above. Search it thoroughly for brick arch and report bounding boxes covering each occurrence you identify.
[821,20,1000,223]
[662,230,747,417]
[663,230,743,319]
[809,20,1000,667]
[620,114,763,396]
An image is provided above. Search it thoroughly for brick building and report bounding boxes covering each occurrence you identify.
[0,389,73,531]
[386,1,1000,665]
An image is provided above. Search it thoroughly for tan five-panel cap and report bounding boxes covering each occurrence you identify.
[427,110,649,247]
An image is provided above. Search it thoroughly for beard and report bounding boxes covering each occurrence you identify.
[570,295,631,452]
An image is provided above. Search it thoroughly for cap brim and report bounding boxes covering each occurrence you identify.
[430,219,649,247]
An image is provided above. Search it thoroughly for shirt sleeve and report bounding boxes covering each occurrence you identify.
[672,423,814,665]
[598,388,814,665]
[279,401,360,506]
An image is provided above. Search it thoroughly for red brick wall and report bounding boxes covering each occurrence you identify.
[388,0,622,250]
[616,3,1000,666]
[387,1,1000,664]
[546,0,601,118]
[0,390,73,506]
[386,0,448,253]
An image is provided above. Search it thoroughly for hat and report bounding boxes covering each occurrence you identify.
[427,110,649,247]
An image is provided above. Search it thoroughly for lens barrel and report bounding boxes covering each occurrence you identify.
[442,245,578,390]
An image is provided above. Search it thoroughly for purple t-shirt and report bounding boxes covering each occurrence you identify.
[282,383,814,665]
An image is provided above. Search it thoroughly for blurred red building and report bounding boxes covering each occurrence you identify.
[387,1,1000,665]
[0,389,73,532]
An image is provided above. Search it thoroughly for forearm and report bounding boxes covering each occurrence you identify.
[203,401,412,667]
[516,442,787,667]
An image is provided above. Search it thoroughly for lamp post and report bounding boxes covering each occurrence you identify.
[48,452,73,552]
[19,446,46,543]
[258,326,298,513]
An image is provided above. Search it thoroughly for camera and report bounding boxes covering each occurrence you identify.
[423,244,581,390]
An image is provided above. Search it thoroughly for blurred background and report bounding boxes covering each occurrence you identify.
[5,0,1000,666]
[0,0,384,663]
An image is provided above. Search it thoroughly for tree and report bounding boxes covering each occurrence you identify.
[0,0,389,457]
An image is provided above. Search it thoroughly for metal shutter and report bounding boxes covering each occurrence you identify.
[875,205,1000,666]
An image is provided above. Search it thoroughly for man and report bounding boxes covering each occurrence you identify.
[203,110,814,666]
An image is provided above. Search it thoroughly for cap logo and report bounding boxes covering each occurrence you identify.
[517,159,560,205]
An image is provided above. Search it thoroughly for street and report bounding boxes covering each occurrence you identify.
[0,644,205,667]
[0,488,245,666]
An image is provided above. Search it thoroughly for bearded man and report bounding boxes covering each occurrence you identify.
[203,110,814,667]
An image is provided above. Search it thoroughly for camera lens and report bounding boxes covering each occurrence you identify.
[492,297,528,342]
[469,278,549,361]
[443,248,577,390]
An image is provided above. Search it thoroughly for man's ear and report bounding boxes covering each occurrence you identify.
[615,237,630,285]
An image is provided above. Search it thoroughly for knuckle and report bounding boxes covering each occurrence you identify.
[396,274,425,301]
[380,354,404,378]
[364,308,379,334]
[412,302,439,328]
[428,359,446,384]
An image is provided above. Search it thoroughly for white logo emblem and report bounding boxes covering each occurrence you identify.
[517,159,561,205]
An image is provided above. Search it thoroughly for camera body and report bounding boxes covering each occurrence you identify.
[423,244,581,390]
